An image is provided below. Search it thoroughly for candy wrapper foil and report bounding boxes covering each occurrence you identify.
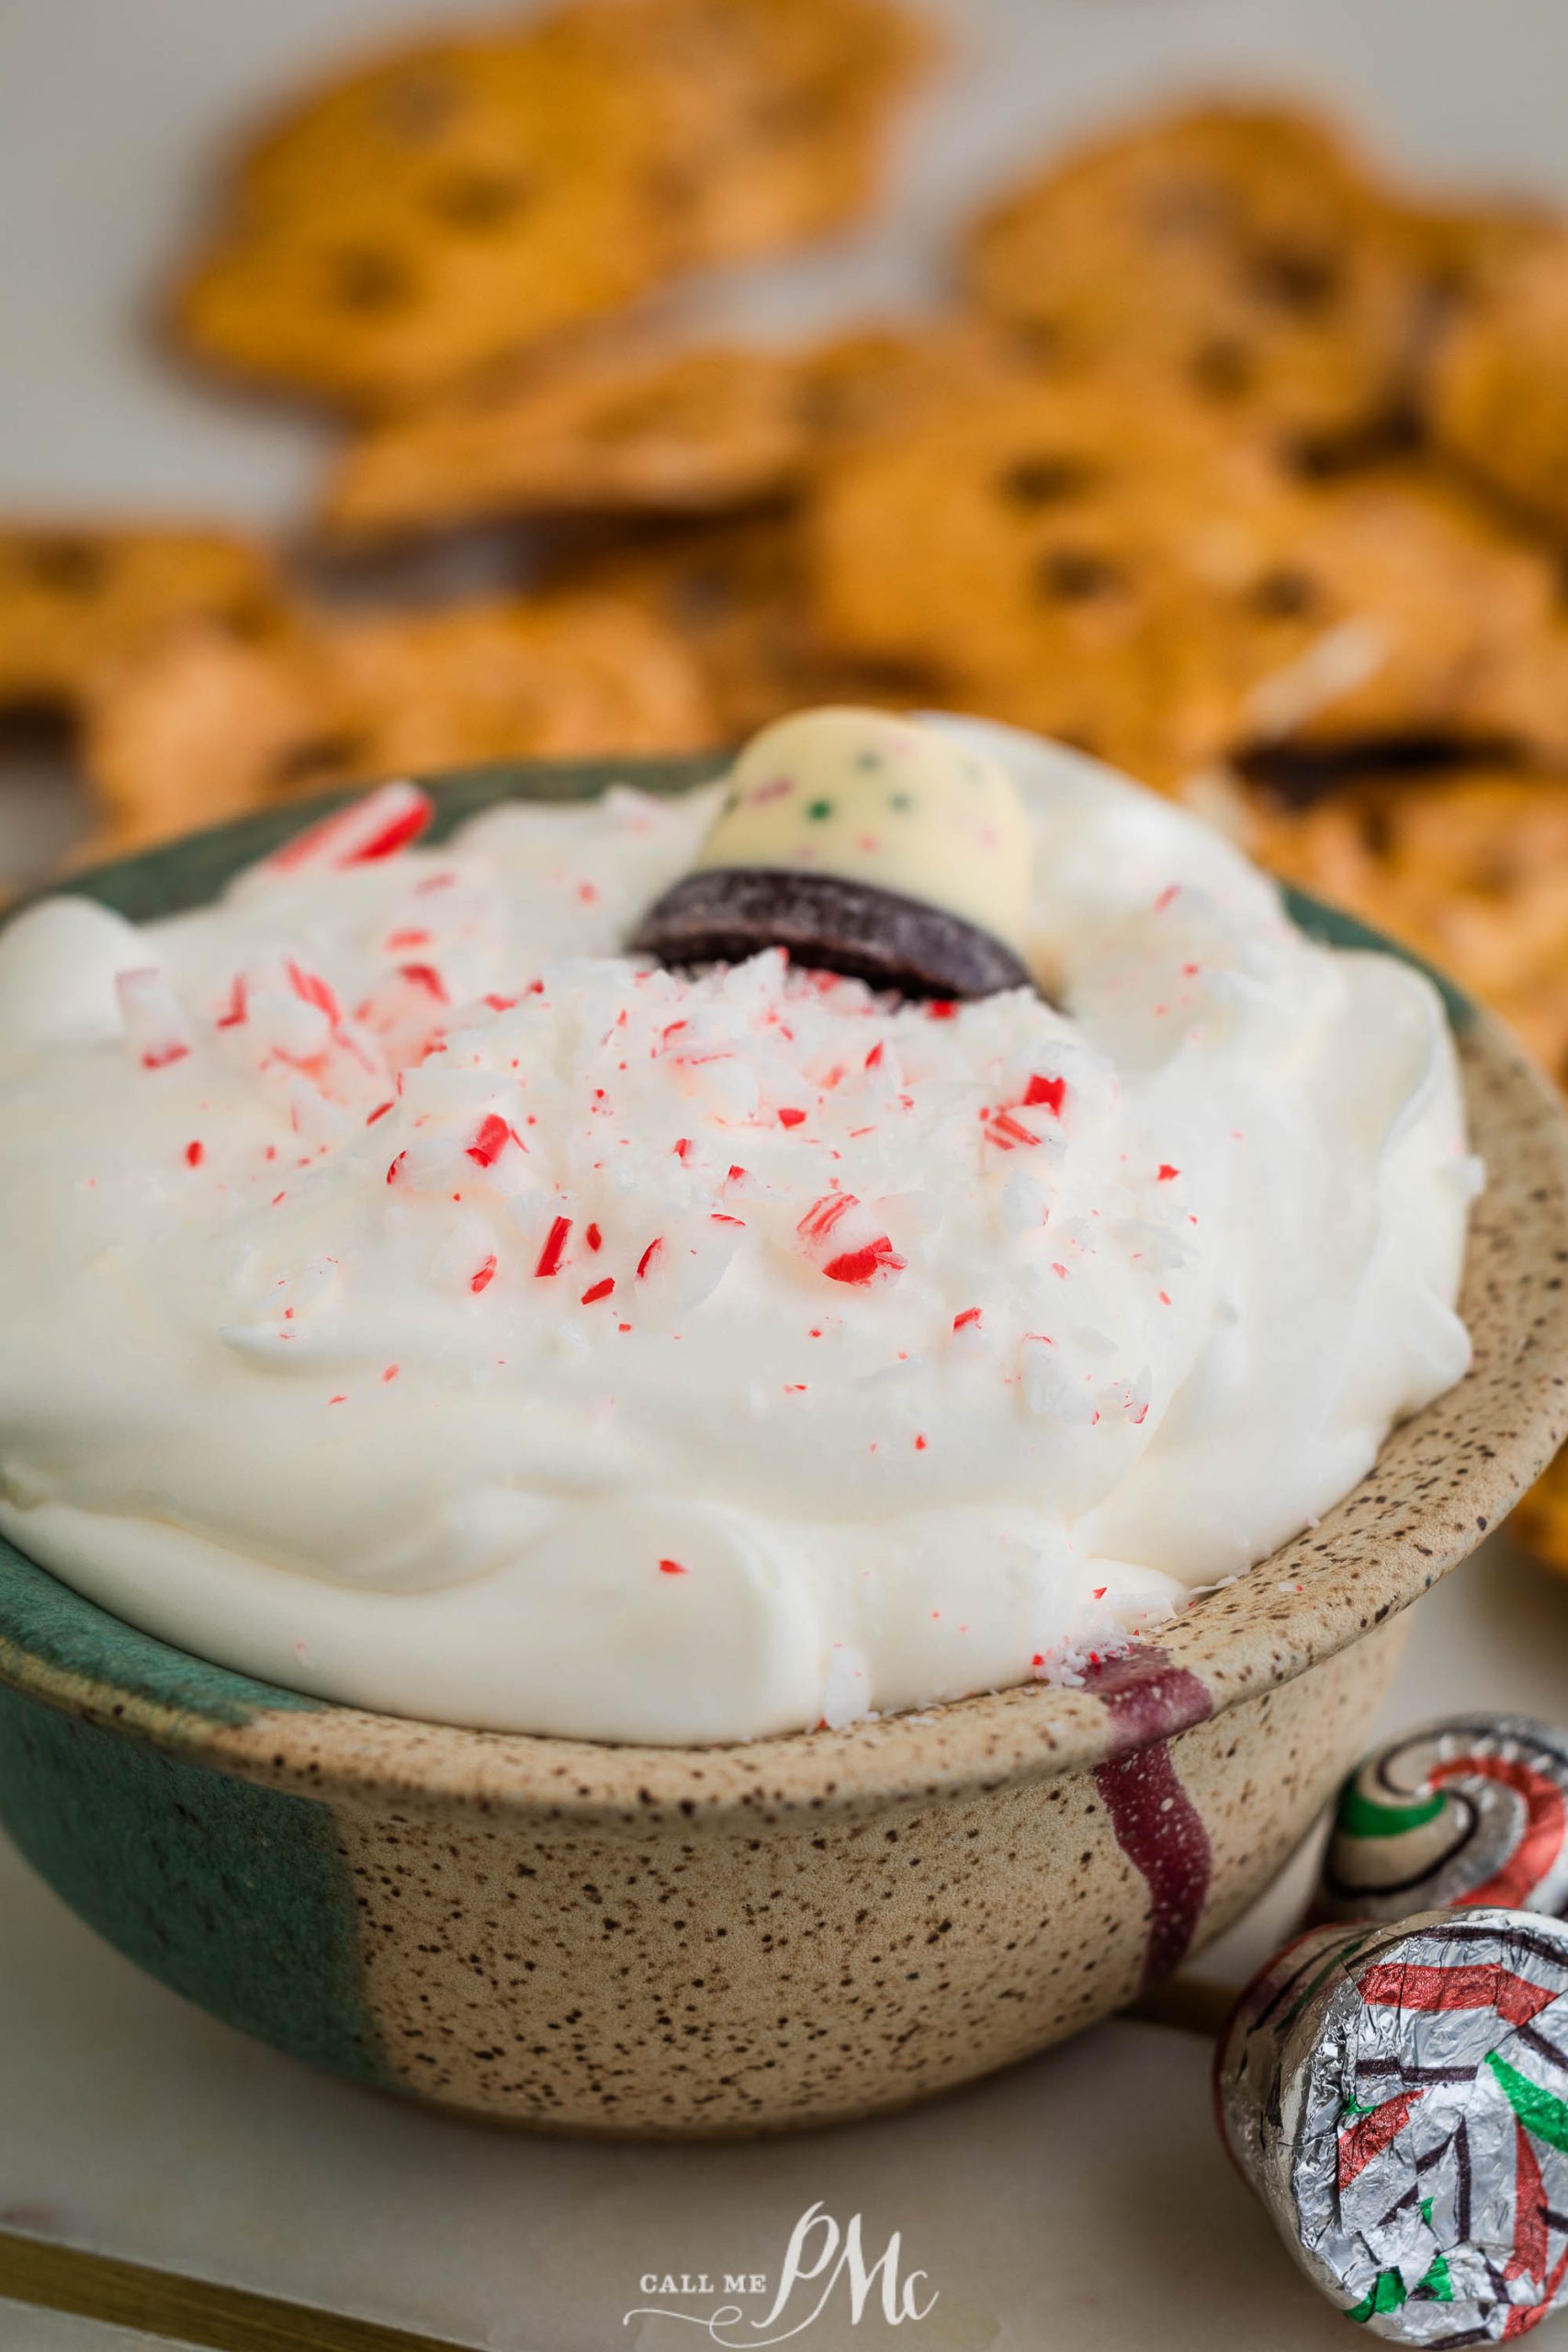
[1317,1716,1568,1927]
[1217,1908,1568,2343]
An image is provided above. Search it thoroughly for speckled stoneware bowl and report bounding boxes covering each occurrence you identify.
[3,756,1568,2142]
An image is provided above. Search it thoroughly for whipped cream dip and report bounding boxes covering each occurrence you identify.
[0,718,1477,1745]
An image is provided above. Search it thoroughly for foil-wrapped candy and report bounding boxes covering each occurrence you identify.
[1315,1716,1568,1927]
[1217,1908,1568,2343]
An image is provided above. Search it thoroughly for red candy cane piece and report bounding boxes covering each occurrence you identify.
[536,1216,571,1278]
[215,975,248,1029]
[262,780,433,876]
[981,1074,1066,1152]
[797,1193,858,1251]
[117,968,194,1070]
[466,1114,522,1170]
[285,960,343,1023]
[822,1238,905,1286]
[796,1193,905,1288]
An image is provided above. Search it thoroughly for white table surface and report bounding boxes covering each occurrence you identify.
[3,2,1568,2345]
[0,2314,165,2352]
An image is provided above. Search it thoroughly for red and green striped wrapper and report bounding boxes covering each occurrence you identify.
[1216,1908,1568,2343]
[1316,1716,1568,1928]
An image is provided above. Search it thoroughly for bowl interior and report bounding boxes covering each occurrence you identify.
[2,756,1566,1815]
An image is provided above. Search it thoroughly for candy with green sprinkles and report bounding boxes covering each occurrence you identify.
[632,706,1036,999]
[1216,1908,1568,2344]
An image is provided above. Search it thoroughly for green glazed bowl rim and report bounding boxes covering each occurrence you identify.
[1,754,1565,1823]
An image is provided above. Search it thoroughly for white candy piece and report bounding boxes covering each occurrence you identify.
[697,707,1034,953]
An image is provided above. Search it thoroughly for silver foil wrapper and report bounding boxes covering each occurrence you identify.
[1317,1716,1568,1927]
[1217,1908,1568,2344]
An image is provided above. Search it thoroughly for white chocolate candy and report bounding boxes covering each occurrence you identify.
[698,707,1033,954]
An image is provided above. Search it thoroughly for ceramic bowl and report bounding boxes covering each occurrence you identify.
[2,757,1567,2141]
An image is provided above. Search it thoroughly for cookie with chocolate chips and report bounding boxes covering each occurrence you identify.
[813,368,1568,788]
[810,377,1313,786]
[171,0,934,413]
[547,510,929,742]
[82,594,717,860]
[962,100,1456,456]
[1428,231,1568,539]
[1251,763,1568,1085]
[172,27,671,413]
[322,343,818,537]
[1221,464,1568,760]
[545,0,938,268]
[0,523,282,711]
[321,320,1011,541]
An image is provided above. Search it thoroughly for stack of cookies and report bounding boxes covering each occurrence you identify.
[7,3,1568,1553]
[0,0,939,855]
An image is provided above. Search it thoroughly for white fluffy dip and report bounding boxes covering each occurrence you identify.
[0,718,1477,1744]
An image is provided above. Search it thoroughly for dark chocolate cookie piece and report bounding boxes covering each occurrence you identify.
[633,864,1033,999]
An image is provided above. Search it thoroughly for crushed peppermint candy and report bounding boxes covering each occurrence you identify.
[0,718,1476,1747]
